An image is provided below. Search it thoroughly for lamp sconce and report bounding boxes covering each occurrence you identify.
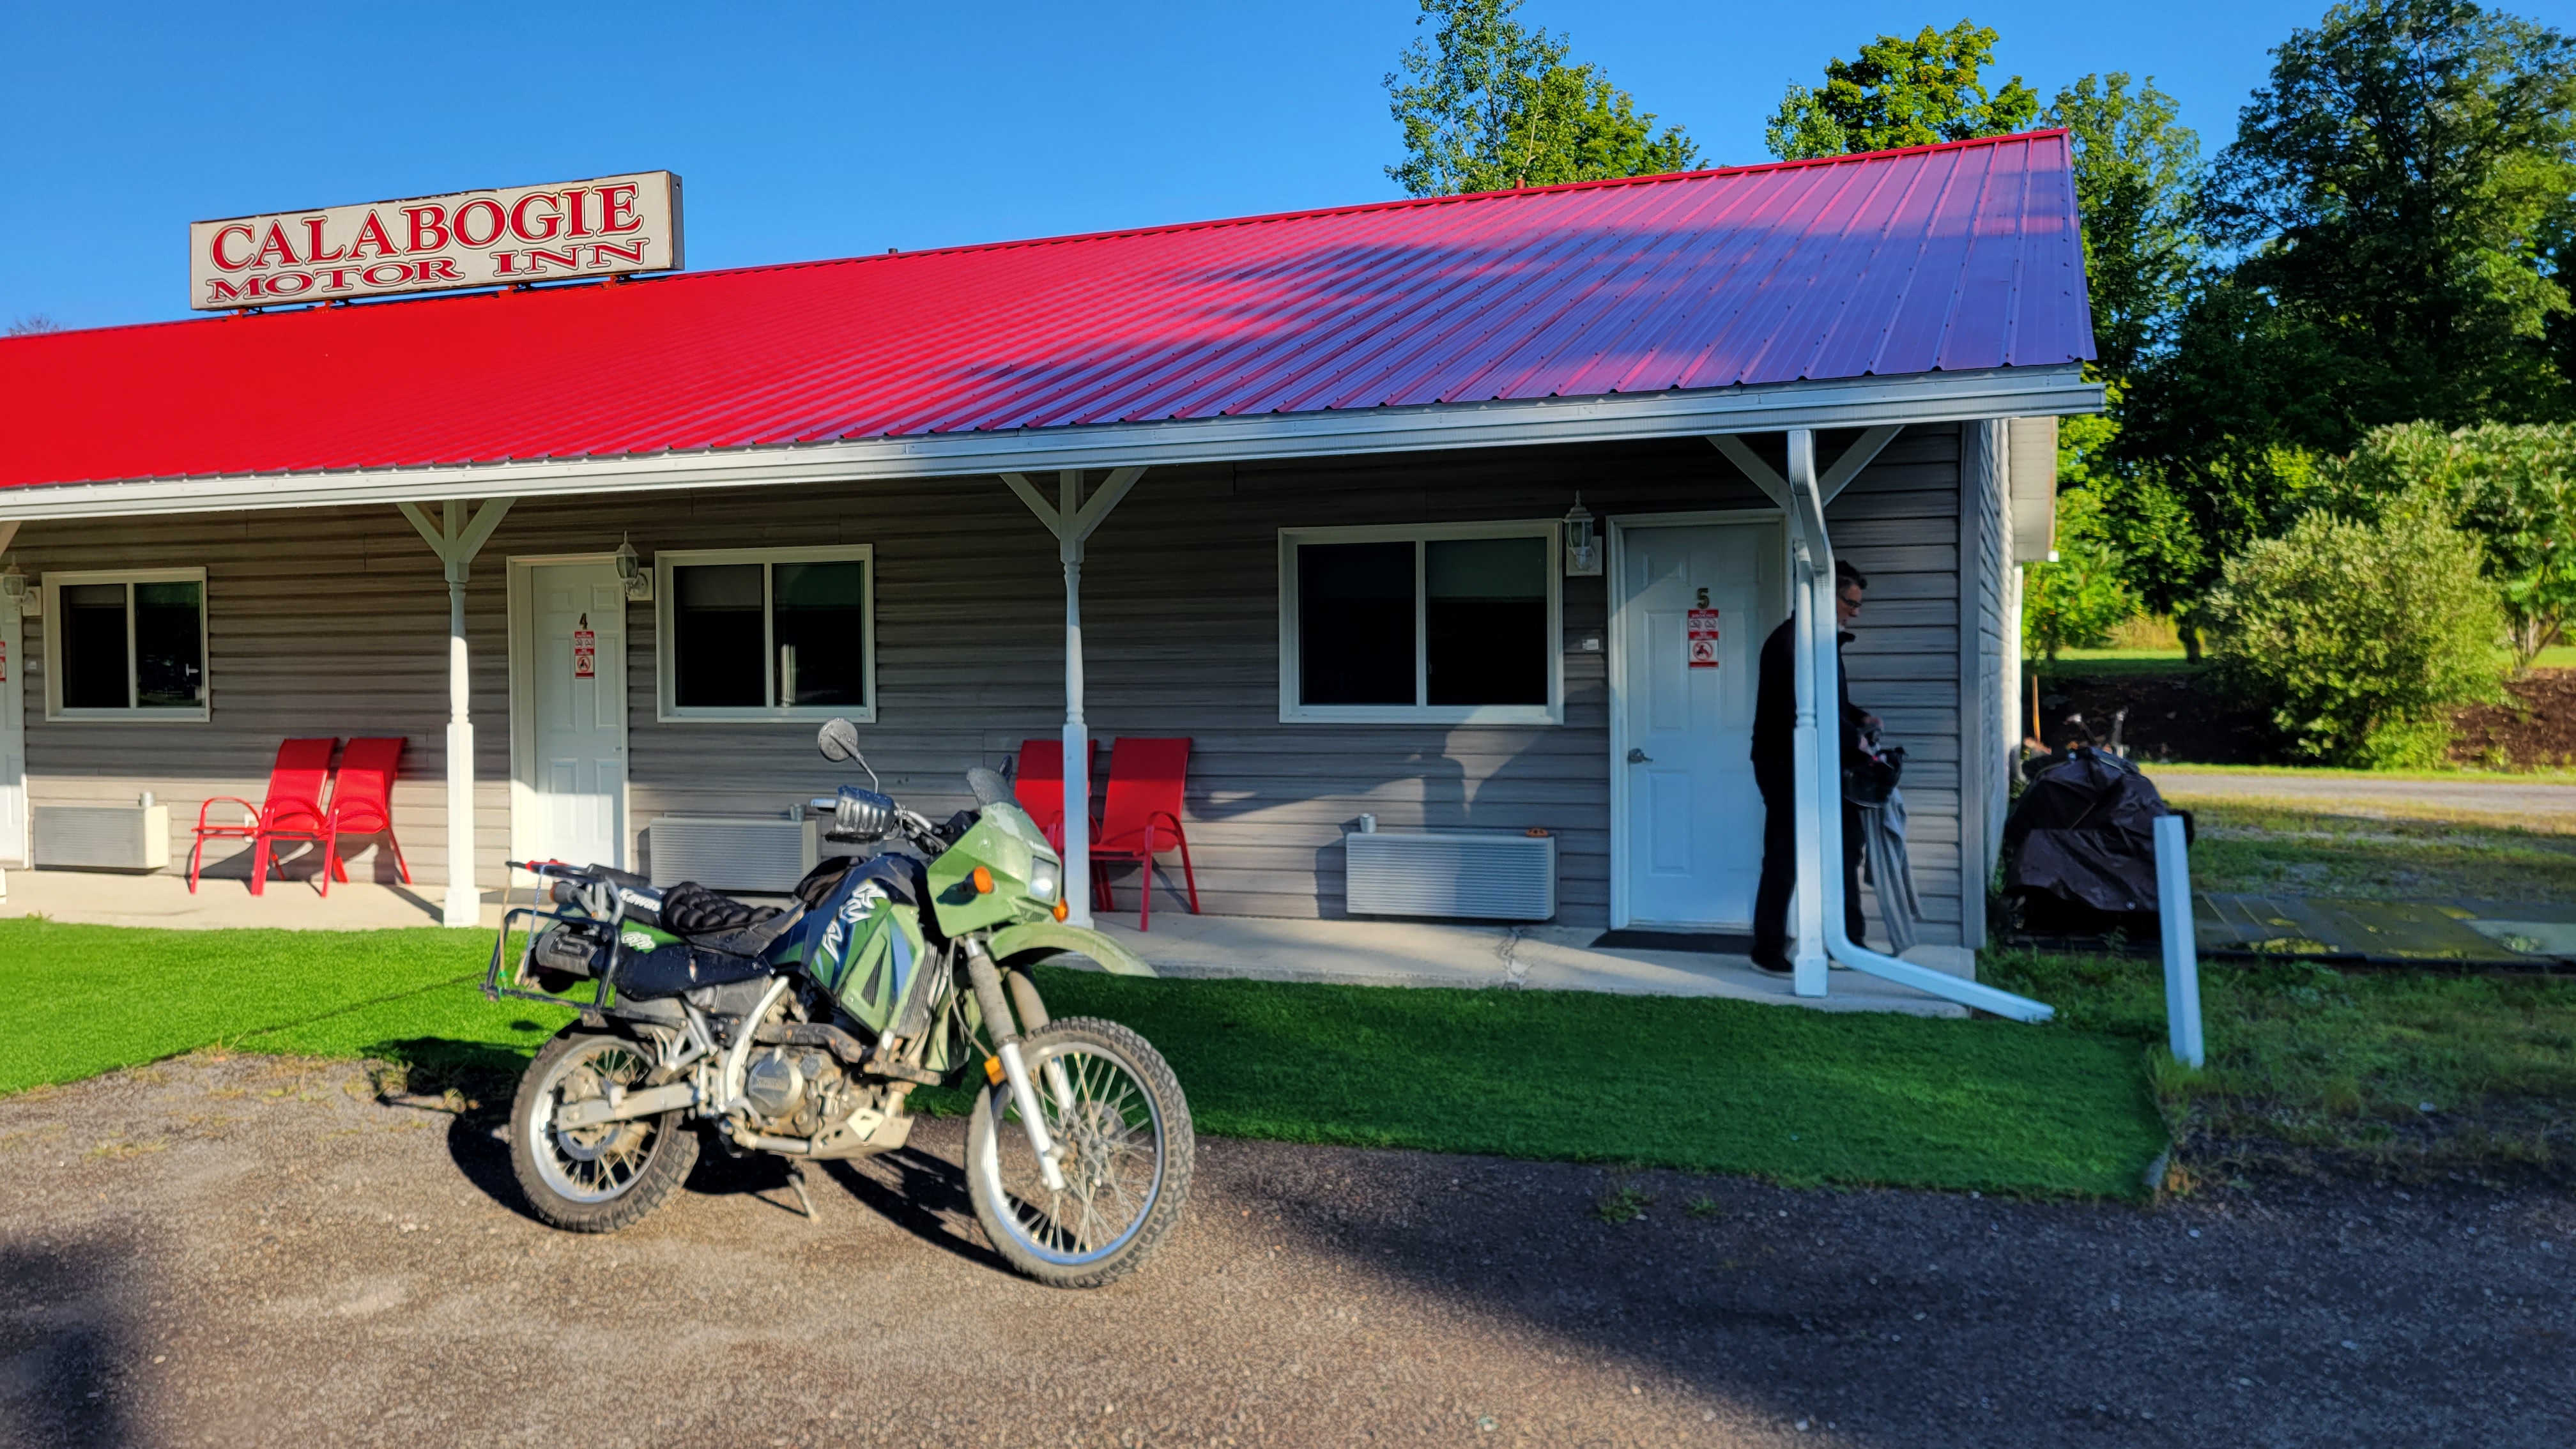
[1,558,37,616]
[613,534,652,601]
[1563,495,1601,576]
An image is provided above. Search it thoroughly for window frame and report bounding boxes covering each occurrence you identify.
[1276,521,1563,725]
[41,567,212,723]
[653,544,878,723]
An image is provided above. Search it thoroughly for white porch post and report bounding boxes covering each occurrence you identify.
[1001,467,1144,930]
[399,498,514,928]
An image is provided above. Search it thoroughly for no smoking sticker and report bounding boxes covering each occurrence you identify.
[572,618,595,680]
[1687,606,1721,669]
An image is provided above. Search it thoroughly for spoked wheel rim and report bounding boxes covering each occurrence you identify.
[976,1037,1167,1267]
[528,1039,667,1204]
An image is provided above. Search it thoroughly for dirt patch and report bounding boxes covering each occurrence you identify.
[2023,667,2275,765]
[2026,665,2576,770]
[2453,668,2576,769]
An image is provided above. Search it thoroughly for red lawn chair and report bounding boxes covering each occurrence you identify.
[188,737,335,895]
[1012,737,1096,852]
[1089,737,1200,931]
[321,737,410,897]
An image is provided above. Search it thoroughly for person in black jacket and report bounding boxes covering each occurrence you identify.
[1749,559,1877,976]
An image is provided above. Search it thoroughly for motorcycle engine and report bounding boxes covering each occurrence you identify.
[742,1049,859,1137]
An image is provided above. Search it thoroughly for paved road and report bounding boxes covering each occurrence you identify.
[4,1055,2570,1448]
[2147,769,2576,820]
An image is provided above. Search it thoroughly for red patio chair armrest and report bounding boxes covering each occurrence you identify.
[1147,810,1189,850]
[195,796,263,832]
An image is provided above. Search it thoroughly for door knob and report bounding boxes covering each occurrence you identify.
[1627,747,1652,763]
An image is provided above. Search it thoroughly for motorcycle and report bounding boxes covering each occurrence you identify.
[482,717,1193,1289]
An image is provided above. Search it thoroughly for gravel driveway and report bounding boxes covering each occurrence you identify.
[3,1054,2569,1448]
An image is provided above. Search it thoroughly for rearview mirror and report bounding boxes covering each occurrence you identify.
[816,717,861,763]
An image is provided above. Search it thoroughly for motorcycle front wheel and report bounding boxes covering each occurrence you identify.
[510,1031,700,1233]
[966,1017,1194,1289]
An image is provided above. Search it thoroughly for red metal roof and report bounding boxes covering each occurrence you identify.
[0,131,2089,490]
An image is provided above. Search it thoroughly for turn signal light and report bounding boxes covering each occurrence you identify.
[971,866,995,894]
[1052,898,1070,922]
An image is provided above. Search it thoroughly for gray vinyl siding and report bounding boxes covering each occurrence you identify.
[7,425,1983,942]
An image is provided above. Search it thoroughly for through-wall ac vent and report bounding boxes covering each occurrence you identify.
[1344,830,1555,921]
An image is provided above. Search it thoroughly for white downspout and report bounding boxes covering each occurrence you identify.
[1785,430,2054,1023]
[1057,472,1094,930]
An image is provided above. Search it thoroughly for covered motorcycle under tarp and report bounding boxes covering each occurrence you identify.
[2004,747,2191,937]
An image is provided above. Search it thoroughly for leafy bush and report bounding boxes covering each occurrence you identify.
[2206,498,2506,766]
[2327,421,2576,671]
[2021,486,2136,660]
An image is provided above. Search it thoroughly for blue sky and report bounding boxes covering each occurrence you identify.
[8,0,2573,330]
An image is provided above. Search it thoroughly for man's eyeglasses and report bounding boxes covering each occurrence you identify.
[1837,590,1864,611]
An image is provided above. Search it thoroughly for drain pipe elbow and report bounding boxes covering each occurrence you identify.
[1792,443,2055,1025]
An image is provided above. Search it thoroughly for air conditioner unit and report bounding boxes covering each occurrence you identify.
[645,816,818,893]
[34,804,171,872]
[1344,829,1555,921]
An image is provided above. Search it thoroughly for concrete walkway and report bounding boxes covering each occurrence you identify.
[1085,912,1971,1015]
[2149,769,2576,822]
[0,868,1974,1016]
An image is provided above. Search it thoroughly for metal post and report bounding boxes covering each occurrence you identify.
[2155,813,2204,1067]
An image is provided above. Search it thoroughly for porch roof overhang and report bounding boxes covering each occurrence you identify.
[0,362,2099,521]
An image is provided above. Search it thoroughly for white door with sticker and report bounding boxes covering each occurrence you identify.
[529,564,626,870]
[1616,520,1784,928]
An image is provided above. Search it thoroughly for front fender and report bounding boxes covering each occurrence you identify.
[986,922,1157,977]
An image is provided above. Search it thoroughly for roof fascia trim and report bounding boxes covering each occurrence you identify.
[0,365,2101,521]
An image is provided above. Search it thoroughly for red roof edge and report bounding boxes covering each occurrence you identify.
[3,130,2077,342]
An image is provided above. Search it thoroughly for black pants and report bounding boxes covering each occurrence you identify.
[1752,766,1867,962]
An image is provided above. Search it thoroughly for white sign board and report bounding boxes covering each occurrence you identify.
[189,171,682,310]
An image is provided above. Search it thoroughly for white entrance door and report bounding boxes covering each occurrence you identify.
[0,599,24,866]
[525,562,627,870]
[1615,519,1784,928]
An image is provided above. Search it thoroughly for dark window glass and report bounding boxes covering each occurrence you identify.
[133,581,204,709]
[60,583,130,709]
[773,561,868,707]
[673,564,765,707]
[1425,537,1547,705]
[1298,542,1414,705]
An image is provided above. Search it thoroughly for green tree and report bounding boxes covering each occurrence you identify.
[1385,0,1698,197]
[2038,75,2210,650]
[2044,75,2201,387]
[2327,420,2576,668]
[1764,20,2039,161]
[2021,486,2136,661]
[2202,0,2576,440]
[2207,495,2506,766]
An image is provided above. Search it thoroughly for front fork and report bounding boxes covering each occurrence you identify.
[961,937,1068,1193]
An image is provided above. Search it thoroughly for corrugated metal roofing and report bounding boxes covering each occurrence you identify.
[0,131,2090,491]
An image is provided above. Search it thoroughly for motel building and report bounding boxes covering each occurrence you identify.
[0,135,2092,1014]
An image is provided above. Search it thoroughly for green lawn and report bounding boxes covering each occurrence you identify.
[2181,801,2576,901]
[1988,949,2576,1183]
[0,918,2168,1200]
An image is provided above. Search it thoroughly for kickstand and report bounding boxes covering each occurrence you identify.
[787,1162,819,1222]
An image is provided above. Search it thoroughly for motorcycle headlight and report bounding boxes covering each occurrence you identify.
[1028,862,1059,900]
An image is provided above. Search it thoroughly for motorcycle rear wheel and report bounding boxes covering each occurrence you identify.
[966,1017,1193,1289]
[510,1031,700,1233]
